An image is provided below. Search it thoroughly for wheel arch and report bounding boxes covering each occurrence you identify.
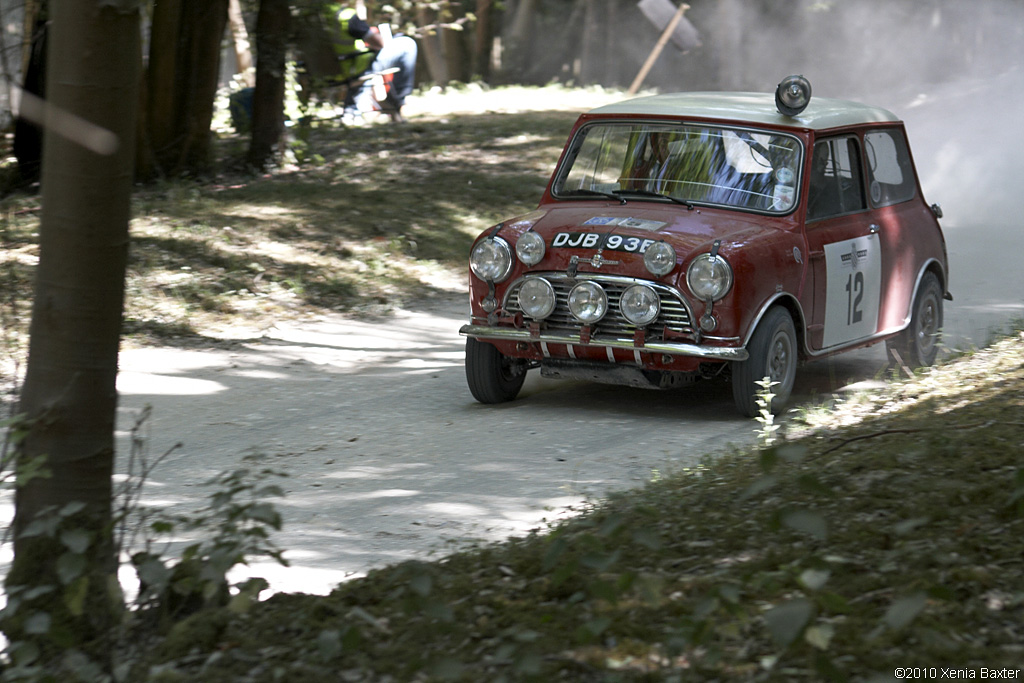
[898,258,947,332]
[741,293,809,360]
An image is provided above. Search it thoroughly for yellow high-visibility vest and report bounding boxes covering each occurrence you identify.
[330,6,375,80]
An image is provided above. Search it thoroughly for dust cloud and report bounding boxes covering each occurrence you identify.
[630,0,1024,344]
[616,0,1023,222]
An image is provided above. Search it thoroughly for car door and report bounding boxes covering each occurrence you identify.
[804,136,883,351]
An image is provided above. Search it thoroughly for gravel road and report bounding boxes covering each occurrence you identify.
[114,293,768,595]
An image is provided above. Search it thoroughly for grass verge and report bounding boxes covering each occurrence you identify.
[134,330,1024,682]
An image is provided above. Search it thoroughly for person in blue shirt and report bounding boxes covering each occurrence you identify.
[331,5,417,124]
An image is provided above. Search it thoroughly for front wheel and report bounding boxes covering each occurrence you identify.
[886,271,943,370]
[731,307,798,418]
[465,338,527,404]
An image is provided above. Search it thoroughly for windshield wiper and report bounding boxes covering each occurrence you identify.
[561,189,627,205]
[614,189,694,209]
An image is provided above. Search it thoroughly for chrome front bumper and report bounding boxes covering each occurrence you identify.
[459,324,749,362]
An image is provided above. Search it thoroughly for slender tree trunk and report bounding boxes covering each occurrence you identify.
[472,0,493,80]
[5,0,140,670]
[12,17,47,185]
[713,0,743,90]
[442,24,468,83]
[604,0,617,85]
[416,4,449,85]
[20,0,44,82]
[502,0,536,80]
[228,0,255,87]
[247,0,289,170]
[579,0,601,84]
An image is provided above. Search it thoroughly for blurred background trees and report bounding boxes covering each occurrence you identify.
[2,0,1021,181]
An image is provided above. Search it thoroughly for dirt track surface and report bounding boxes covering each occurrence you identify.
[115,293,762,594]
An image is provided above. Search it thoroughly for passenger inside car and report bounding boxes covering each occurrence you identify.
[807,138,866,219]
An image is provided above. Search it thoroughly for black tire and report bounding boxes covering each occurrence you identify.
[465,338,527,404]
[732,306,798,418]
[886,271,943,370]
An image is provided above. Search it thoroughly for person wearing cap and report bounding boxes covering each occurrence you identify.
[330,4,417,124]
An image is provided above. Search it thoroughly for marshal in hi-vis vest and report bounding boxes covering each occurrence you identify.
[329,5,376,81]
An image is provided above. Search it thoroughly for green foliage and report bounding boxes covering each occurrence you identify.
[753,376,781,447]
[1,404,291,680]
[0,500,115,682]
[128,458,289,626]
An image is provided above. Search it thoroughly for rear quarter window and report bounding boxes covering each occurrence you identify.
[864,129,916,207]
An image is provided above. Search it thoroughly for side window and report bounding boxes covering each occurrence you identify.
[864,129,916,206]
[807,137,866,221]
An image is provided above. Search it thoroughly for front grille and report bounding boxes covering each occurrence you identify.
[504,272,694,340]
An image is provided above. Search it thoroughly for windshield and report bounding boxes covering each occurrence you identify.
[552,122,803,213]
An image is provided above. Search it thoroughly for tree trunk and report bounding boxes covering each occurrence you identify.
[20,0,44,82]
[139,0,229,179]
[525,0,584,84]
[247,0,289,170]
[228,0,255,87]
[416,4,449,86]
[5,0,140,670]
[12,16,47,185]
[579,0,602,84]
[713,0,743,90]
[142,0,183,177]
[502,0,536,80]
[472,0,494,80]
[442,24,469,84]
[605,0,618,86]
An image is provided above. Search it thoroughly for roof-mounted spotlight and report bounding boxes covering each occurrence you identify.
[775,75,812,117]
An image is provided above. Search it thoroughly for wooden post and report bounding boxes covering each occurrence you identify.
[628,2,688,95]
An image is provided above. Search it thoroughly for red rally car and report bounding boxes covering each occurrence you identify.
[460,76,950,416]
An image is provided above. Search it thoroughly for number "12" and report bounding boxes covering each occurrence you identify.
[845,272,864,325]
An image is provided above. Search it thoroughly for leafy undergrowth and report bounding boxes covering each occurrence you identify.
[133,332,1024,682]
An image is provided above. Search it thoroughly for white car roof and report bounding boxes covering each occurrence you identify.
[587,92,901,131]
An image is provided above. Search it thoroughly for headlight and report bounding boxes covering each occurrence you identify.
[620,284,661,326]
[643,241,676,276]
[515,231,546,266]
[517,277,556,319]
[470,236,513,283]
[686,253,734,301]
[568,281,608,323]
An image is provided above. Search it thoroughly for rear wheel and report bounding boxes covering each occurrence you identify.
[732,307,798,418]
[465,338,527,404]
[886,272,943,369]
